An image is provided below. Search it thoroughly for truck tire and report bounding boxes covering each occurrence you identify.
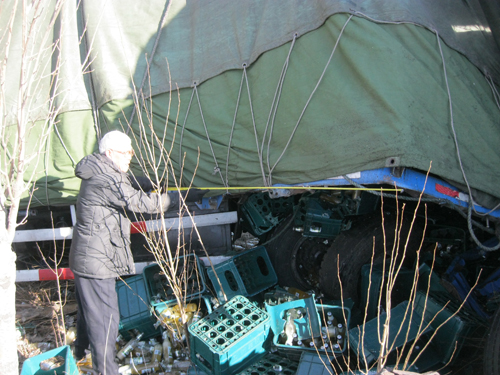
[265,216,330,291]
[318,213,422,303]
[483,306,500,375]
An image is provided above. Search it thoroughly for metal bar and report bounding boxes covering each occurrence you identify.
[15,256,233,282]
[13,211,238,243]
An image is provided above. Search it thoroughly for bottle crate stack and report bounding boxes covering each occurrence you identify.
[206,246,277,301]
[188,295,271,375]
[266,295,350,362]
[237,353,299,375]
[143,253,207,309]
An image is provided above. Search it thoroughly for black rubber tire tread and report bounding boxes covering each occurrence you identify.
[483,306,500,375]
[318,213,423,302]
[265,216,315,291]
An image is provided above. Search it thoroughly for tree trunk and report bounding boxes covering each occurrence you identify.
[0,219,18,375]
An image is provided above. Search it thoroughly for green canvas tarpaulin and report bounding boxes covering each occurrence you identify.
[2,1,499,207]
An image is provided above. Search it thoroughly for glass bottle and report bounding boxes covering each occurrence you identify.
[116,331,144,361]
[282,286,311,299]
[162,331,173,365]
[283,312,297,346]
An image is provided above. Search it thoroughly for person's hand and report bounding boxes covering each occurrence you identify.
[129,175,154,192]
[181,188,209,203]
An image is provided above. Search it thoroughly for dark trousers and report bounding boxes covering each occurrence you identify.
[74,275,119,375]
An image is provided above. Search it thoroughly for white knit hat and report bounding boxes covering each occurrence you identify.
[98,131,132,154]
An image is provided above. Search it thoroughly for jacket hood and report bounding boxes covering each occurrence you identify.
[75,153,120,180]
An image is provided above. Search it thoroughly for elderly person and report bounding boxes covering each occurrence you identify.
[69,130,204,374]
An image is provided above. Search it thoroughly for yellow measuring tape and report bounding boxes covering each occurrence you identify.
[168,186,402,192]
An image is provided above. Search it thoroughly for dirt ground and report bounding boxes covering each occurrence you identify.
[16,280,78,369]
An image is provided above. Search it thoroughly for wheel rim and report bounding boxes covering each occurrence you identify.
[289,236,330,291]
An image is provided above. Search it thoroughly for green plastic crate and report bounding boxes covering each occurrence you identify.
[413,290,480,366]
[360,263,415,321]
[143,253,206,308]
[296,352,335,375]
[116,274,160,340]
[293,196,345,238]
[21,345,78,375]
[267,298,350,362]
[240,193,295,236]
[348,300,433,366]
[238,353,299,375]
[188,295,271,375]
[206,246,277,301]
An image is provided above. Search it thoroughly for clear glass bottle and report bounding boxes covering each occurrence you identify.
[116,331,144,361]
[283,312,297,346]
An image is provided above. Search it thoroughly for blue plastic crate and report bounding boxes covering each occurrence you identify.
[238,353,299,375]
[143,253,206,308]
[116,274,160,340]
[206,246,277,301]
[188,295,271,375]
[21,345,78,375]
[267,298,350,362]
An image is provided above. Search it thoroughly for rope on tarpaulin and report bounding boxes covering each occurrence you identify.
[263,33,298,185]
[266,14,354,186]
[225,33,299,192]
[179,15,354,193]
[173,12,499,251]
[194,84,227,188]
[343,11,500,251]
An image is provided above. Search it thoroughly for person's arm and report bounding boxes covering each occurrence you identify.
[104,173,171,214]
[128,175,154,192]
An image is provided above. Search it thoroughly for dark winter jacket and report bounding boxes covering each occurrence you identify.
[69,153,171,279]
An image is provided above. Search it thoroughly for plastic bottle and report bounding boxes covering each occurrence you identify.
[162,331,173,364]
[116,331,144,361]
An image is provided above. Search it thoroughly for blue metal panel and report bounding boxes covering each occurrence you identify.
[271,168,500,219]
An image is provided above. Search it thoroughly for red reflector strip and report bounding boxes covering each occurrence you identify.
[435,183,460,198]
[130,221,147,234]
[39,268,74,281]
